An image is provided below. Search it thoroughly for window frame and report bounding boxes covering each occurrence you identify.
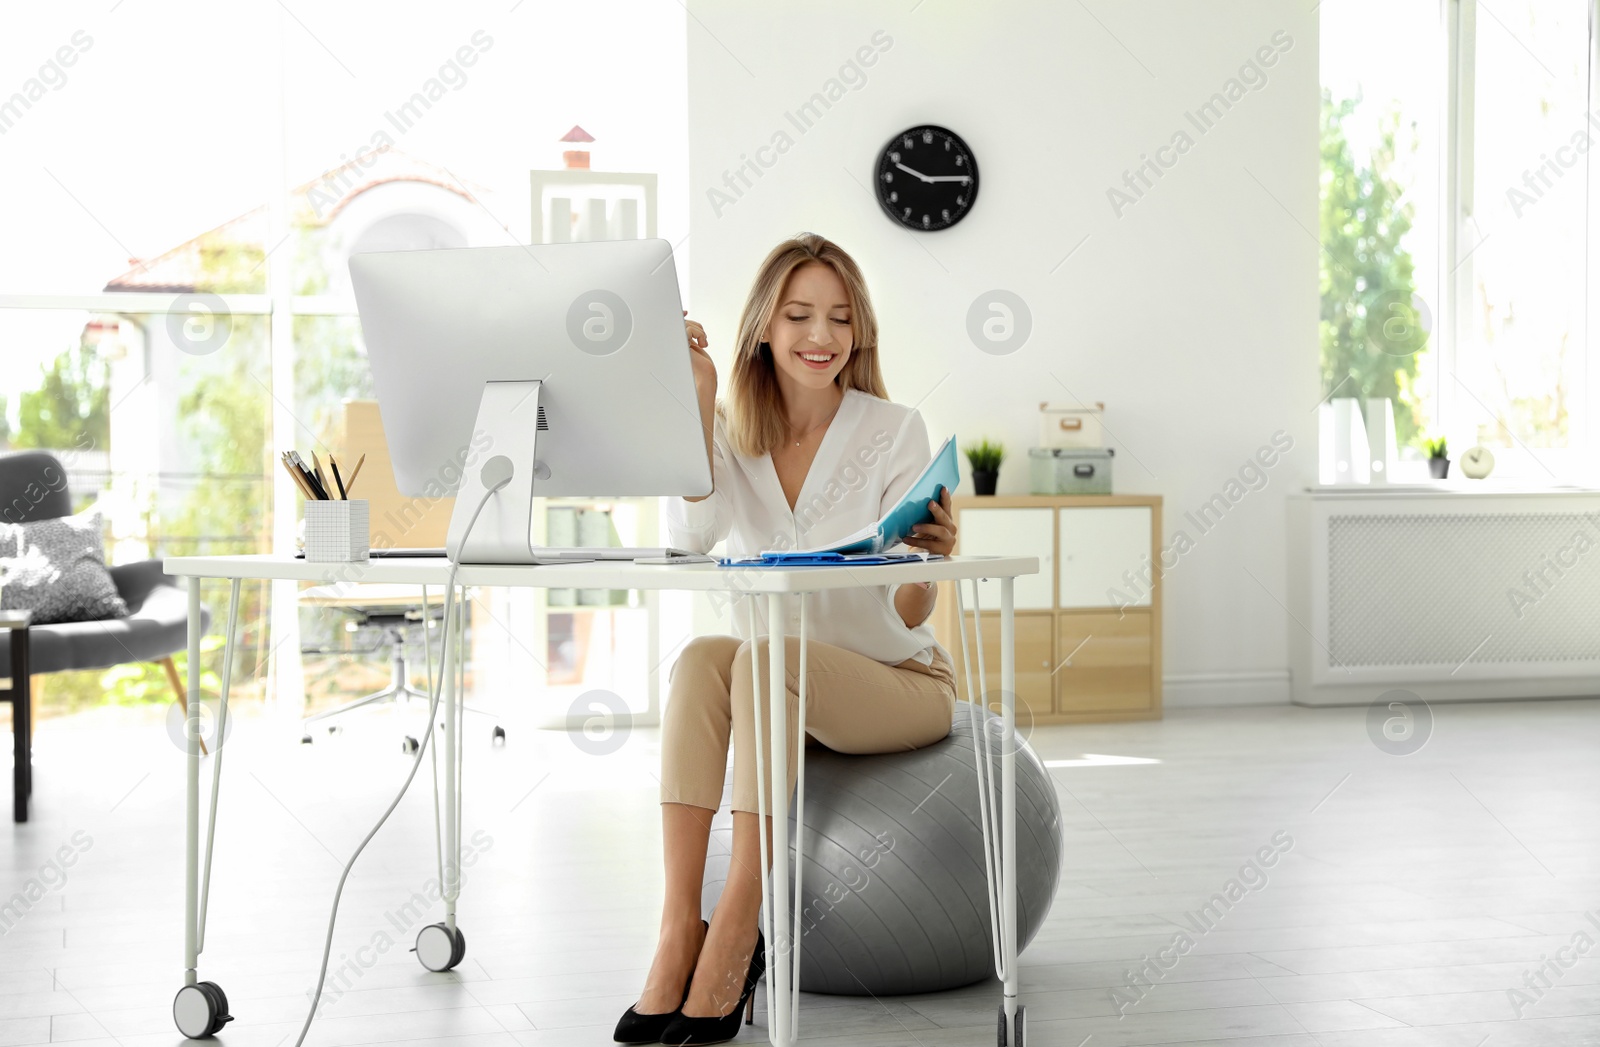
[1437,0,1600,483]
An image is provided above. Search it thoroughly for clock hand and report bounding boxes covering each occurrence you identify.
[894,162,933,183]
[924,175,972,183]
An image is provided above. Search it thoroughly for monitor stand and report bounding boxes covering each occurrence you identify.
[446,380,553,564]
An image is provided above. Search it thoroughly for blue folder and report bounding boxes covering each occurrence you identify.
[757,433,960,557]
[717,551,945,568]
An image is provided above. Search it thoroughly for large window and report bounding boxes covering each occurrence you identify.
[1320,0,1597,482]
[1459,0,1591,464]
[1,1,687,717]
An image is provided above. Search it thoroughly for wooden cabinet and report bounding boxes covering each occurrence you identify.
[1055,611,1153,714]
[1058,505,1152,608]
[935,495,1162,723]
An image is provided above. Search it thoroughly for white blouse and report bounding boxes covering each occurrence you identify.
[665,387,952,669]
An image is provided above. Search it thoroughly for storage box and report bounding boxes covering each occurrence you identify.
[304,500,370,562]
[1029,447,1114,495]
[1038,401,1106,449]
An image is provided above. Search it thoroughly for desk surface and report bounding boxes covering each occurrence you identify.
[162,553,1039,593]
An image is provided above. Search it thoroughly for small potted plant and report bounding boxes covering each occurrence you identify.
[963,438,1005,496]
[1424,435,1449,479]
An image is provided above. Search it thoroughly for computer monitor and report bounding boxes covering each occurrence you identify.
[349,239,712,563]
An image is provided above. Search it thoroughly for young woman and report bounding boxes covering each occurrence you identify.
[614,233,959,1045]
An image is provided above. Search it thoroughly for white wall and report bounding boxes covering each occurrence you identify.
[684,0,1320,705]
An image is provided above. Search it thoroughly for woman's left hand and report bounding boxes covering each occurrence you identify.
[904,484,957,556]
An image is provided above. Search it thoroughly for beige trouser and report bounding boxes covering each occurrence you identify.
[659,632,958,816]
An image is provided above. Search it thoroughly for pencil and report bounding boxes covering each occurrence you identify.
[290,451,329,499]
[305,463,329,499]
[329,455,347,499]
[280,453,316,500]
[311,451,330,498]
[280,453,302,498]
[344,453,366,495]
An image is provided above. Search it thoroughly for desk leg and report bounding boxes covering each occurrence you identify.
[184,576,202,987]
[791,592,807,1039]
[764,591,791,1047]
[747,592,809,1047]
[957,576,1023,1046]
[746,599,774,1035]
[173,576,239,1039]
[443,585,459,934]
[410,585,468,974]
[197,578,241,955]
[1000,576,1019,1042]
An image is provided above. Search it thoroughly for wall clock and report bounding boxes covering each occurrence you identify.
[874,125,979,231]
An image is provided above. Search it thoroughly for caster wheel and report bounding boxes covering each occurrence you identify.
[402,736,419,755]
[492,725,506,744]
[173,980,233,1038]
[327,724,342,736]
[301,734,313,744]
[413,921,466,971]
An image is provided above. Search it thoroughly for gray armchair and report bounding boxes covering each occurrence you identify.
[1,450,210,822]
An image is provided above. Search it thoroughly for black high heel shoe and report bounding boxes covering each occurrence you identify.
[613,919,709,1044]
[658,922,765,1046]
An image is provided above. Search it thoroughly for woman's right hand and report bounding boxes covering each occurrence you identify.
[683,311,717,500]
[684,310,716,397]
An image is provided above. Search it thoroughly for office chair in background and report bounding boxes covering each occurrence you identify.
[298,582,504,752]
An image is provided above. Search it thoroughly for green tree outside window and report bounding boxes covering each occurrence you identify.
[1320,90,1429,451]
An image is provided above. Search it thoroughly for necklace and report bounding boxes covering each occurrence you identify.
[786,396,842,446]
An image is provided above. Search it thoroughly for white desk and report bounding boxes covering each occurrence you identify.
[162,553,1039,1047]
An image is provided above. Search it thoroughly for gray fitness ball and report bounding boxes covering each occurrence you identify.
[700,700,1064,996]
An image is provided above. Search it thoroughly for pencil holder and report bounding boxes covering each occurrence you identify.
[304,500,370,562]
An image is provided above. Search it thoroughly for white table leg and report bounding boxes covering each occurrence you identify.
[197,577,241,953]
[1001,575,1018,1034]
[184,576,202,987]
[959,575,1022,1044]
[791,592,807,1039]
[443,585,459,932]
[765,591,791,1046]
[746,599,774,1035]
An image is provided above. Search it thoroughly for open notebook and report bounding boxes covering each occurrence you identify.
[763,434,959,556]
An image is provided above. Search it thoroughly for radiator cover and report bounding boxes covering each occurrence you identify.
[1328,511,1600,669]
[1291,491,1600,693]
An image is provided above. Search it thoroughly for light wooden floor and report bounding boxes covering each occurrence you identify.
[4,693,1600,1047]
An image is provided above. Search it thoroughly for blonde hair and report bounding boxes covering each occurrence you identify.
[720,232,888,459]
